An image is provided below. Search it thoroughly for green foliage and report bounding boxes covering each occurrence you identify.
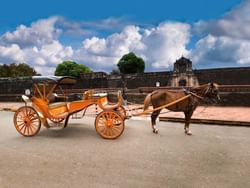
[55,61,92,77]
[0,63,38,77]
[117,52,145,74]
[110,68,120,75]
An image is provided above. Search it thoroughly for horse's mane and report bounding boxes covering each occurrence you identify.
[190,83,219,96]
[190,83,210,96]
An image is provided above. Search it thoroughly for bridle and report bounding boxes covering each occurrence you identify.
[203,83,220,103]
[185,83,220,103]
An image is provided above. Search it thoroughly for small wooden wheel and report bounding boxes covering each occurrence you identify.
[95,111,125,139]
[115,106,126,120]
[13,106,41,137]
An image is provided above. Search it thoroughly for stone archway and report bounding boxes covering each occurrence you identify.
[178,79,187,86]
[169,57,199,87]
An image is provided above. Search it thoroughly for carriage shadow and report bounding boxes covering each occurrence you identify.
[38,123,98,139]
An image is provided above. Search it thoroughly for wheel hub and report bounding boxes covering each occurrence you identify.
[24,117,30,126]
[105,120,113,127]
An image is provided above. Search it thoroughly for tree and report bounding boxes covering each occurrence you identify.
[55,61,92,77]
[110,68,120,75]
[0,63,38,77]
[117,52,145,74]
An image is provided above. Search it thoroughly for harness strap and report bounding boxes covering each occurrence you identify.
[183,89,204,100]
[190,92,204,100]
[134,94,192,116]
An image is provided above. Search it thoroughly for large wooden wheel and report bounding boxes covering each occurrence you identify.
[95,110,125,139]
[13,106,41,137]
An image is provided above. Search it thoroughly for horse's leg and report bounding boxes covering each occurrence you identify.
[151,110,161,134]
[184,111,193,135]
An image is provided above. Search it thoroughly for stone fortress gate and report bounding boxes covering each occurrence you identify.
[169,57,199,87]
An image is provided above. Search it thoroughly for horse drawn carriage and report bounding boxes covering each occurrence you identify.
[13,75,220,138]
[13,76,126,139]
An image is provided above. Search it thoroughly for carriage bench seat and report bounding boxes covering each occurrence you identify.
[48,102,69,119]
[93,93,107,97]
[49,102,68,109]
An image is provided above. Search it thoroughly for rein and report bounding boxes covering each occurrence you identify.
[189,91,204,100]
[183,89,204,100]
[185,83,214,101]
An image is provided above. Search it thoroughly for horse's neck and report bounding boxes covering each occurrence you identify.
[191,84,208,96]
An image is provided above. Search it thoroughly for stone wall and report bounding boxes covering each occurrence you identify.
[0,66,250,106]
[77,67,250,89]
[109,72,171,89]
[0,77,32,101]
[194,67,250,85]
[76,71,172,89]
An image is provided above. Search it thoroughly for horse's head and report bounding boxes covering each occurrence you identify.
[204,83,220,103]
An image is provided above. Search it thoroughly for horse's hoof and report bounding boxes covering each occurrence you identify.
[185,131,192,136]
[153,129,159,134]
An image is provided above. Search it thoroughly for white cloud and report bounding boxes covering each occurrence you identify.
[192,34,250,67]
[1,0,250,76]
[75,22,191,72]
[74,25,145,71]
[0,16,61,48]
[0,17,73,75]
[0,44,24,63]
[0,19,196,74]
[22,41,74,75]
[194,1,250,40]
[140,22,190,70]
[192,0,250,67]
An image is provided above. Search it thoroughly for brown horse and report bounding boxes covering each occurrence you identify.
[143,83,220,135]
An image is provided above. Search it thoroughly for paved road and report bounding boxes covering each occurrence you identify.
[1,111,250,188]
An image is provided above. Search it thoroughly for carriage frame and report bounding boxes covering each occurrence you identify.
[13,76,126,139]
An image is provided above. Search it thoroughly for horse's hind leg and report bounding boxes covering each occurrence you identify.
[151,110,161,134]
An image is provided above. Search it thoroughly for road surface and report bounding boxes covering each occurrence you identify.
[0,111,250,188]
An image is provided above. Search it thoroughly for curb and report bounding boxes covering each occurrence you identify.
[1,108,17,112]
[159,117,250,127]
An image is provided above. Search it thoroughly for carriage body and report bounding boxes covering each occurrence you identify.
[13,76,126,139]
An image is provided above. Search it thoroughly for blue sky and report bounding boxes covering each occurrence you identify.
[0,0,249,75]
[0,0,241,25]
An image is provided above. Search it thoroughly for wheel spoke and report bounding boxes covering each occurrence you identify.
[106,128,111,137]
[30,115,38,121]
[17,122,25,127]
[98,125,106,132]
[98,117,105,125]
[112,125,122,132]
[23,126,27,135]
[27,125,30,135]
[18,123,26,132]
[30,122,38,129]
[28,126,34,135]
[102,127,107,136]
[109,127,117,136]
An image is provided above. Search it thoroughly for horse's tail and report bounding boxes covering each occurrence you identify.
[143,93,151,111]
